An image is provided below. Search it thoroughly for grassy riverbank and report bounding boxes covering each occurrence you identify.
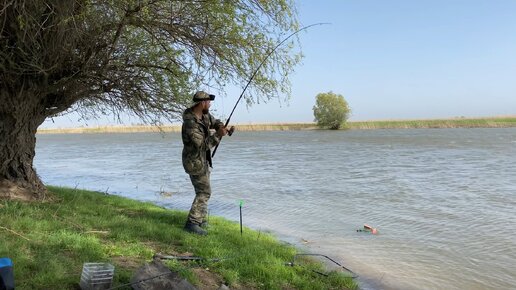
[349,116,516,129]
[37,117,516,134]
[0,187,356,290]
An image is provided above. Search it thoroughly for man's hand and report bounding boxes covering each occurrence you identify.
[216,126,228,137]
[216,126,235,137]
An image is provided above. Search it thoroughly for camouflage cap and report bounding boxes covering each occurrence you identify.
[193,91,215,102]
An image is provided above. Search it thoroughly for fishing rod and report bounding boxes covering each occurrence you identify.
[108,251,353,289]
[212,22,330,158]
[108,254,230,289]
[286,253,358,278]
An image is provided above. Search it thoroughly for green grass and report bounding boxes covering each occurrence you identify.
[348,117,516,129]
[0,187,357,290]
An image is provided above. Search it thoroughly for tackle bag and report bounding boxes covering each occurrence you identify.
[0,258,14,290]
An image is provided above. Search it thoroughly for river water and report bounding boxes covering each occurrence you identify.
[34,128,516,290]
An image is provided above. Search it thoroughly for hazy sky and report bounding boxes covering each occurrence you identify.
[43,0,516,128]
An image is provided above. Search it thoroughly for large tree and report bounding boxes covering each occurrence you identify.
[0,0,301,200]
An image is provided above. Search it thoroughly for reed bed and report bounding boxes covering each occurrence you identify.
[232,123,317,131]
[37,123,317,134]
[37,125,182,134]
[37,117,516,134]
[348,117,516,130]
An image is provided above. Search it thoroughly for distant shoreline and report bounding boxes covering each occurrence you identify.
[37,116,516,134]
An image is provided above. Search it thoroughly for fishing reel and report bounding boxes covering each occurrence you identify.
[214,124,234,136]
[227,126,235,136]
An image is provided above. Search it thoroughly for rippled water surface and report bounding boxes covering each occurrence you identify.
[35,128,516,289]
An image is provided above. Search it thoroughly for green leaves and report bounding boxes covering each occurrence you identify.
[313,92,351,130]
[1,0,301,123]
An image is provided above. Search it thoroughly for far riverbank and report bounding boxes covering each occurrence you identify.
[37,116,516,134]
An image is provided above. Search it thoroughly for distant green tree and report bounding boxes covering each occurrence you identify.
[313,92,351,129]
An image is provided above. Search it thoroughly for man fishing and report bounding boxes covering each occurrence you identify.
[180,25,324,235]
[182,91,234,235]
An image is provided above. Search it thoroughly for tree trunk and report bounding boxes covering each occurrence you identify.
[0,96,47,201]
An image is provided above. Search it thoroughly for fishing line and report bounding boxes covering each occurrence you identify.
[211,22,330,158]
[107,271,173,290]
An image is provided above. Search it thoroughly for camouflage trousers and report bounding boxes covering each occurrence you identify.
[186,171,211,225]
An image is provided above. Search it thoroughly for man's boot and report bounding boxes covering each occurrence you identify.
[200,221,208,228]
[184,221,207,235]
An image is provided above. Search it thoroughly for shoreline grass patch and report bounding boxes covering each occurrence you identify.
[348,117,516,129]
[37,116,516,134]
[0,186,357,289]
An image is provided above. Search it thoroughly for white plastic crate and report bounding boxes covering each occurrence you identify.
[79,263,114,290]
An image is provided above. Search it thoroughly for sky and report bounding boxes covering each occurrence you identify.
[42,0,516,128]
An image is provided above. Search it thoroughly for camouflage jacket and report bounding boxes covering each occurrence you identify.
[181,108,224,175]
